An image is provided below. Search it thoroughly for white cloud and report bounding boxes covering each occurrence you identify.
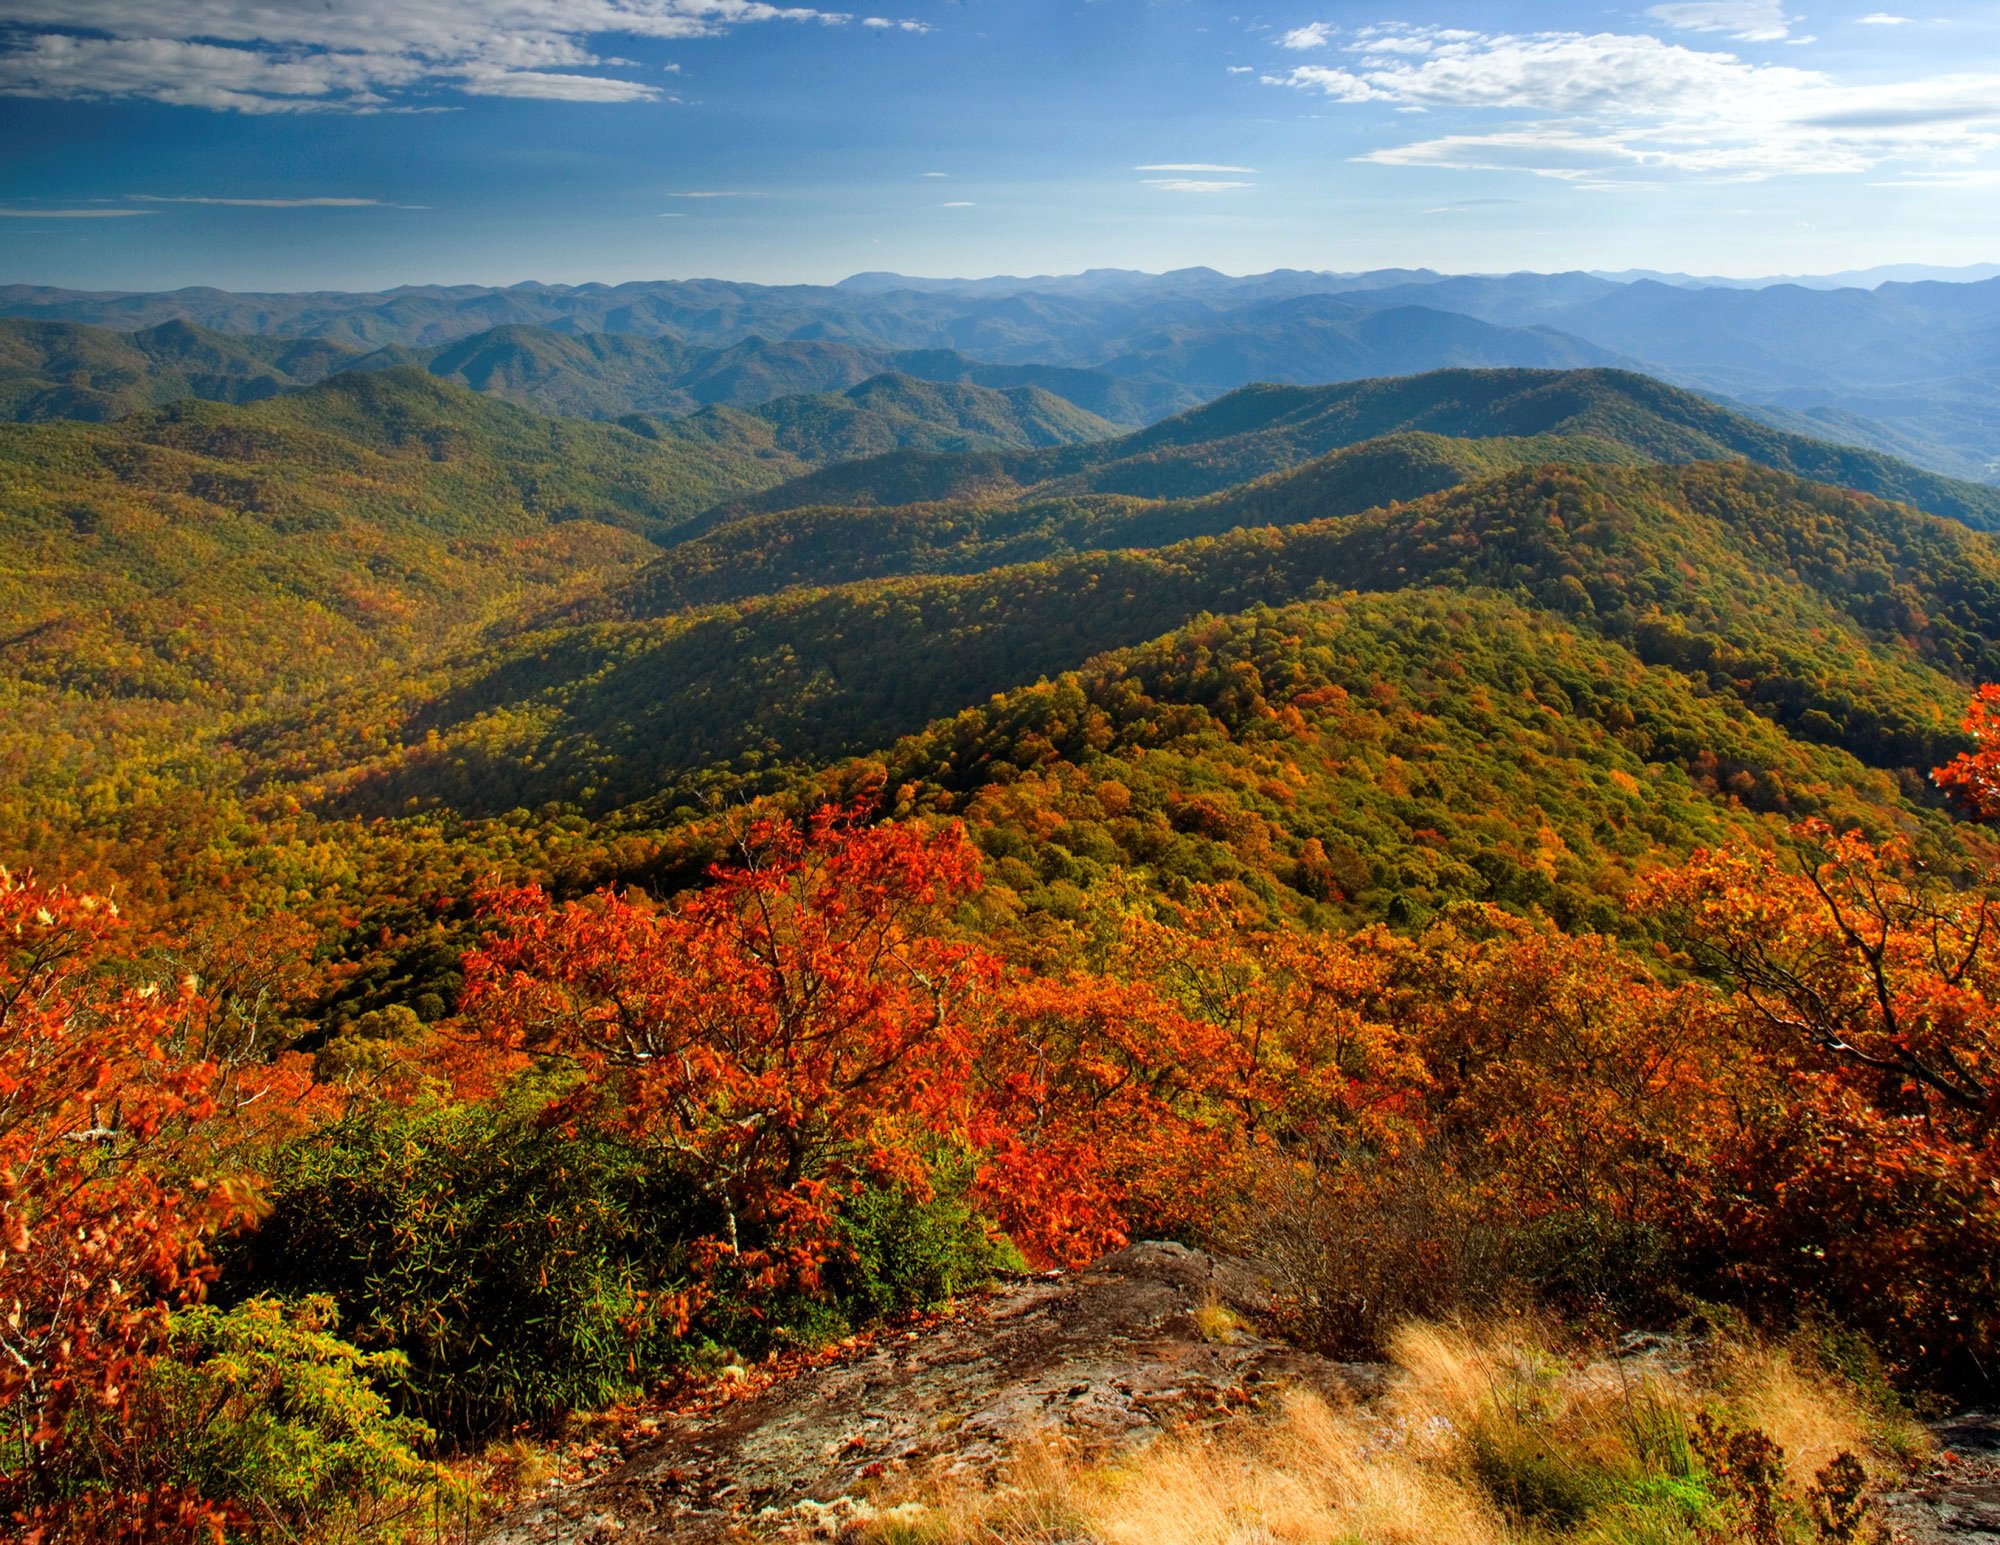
[0,0,856,111]
[921,170,948,177]
[128,194,423,207]
[1263,65,1380,102]
[1858,11,1913,20]
[1646,1,1793,43]
[939,199,974,206]
[1226,65,1253,73]
[1140,178,1254,191]
[1263,25,2000,184]
[1134,162,1258,172]
[861,16,930,30]
[0,207,154,217]
[1280,22,1332,50]
[463,69,661,99]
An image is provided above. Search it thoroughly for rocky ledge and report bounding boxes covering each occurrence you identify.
[481,1241,1362,1543]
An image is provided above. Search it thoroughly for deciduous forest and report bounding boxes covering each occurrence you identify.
[6,351,2000,1542]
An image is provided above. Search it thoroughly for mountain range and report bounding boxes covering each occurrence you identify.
[11,311,2000,1476]
[6,266,1996,484]
[9,357,1993,904]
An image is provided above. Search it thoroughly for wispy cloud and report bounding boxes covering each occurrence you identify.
[1226,65,1253,74]
[1646,1,1794,43]
[1263,24,2000,185]
[1858,11,1914,21]
[861,16,931,31]
[128,194,424,208]
[1140,177,1254,191]
[0,207,154,218]
[667,190,769,198]
[1280,22,1332,50]
[0,0,860,112]
[1425,196,1524,211]
[1135,162,1258,172]
[921,170,949,177]
[939,199,975,206]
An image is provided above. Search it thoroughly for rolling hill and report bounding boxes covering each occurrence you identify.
[7,357,1997,948]
[0,316,361,422]
[709,368,2000,529]
[379,326,1184,425]
[308,459,1993,838]
[639,373,1117,463]
[0,317,1184,431]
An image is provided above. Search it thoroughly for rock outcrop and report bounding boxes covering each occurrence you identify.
[482,1242,1359,1543]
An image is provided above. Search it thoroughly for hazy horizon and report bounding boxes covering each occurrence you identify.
[8,258,2000,299]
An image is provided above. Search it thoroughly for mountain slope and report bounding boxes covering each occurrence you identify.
[8,360,2000,1004]
[315,461,1997,832]
[715,368,2000,528]
[606,431,1622,613]
[0,317,360,421]
[0,371,741,701]
[1093,299,1623,393]
[642,373,1116,463]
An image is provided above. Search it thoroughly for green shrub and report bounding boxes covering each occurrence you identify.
[217,1083,717,1442]
[218,1087,1020,1443]
[100,1296,468,1542]
[833,1168,1027,1322]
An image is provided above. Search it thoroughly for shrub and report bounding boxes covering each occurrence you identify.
[831,1162,1027,1324]
[218,1087,1020,1443]
[107,1296,466,1541]
[216,1084,717,1442]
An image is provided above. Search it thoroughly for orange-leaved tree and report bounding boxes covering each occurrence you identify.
[1934,682,2000,819]
[1,871,314,1537]
[1644,823,2000,1371]
[972,973,1237,1266]
[461,809,1001,1312]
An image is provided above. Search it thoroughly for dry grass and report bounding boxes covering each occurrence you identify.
[1712,1340,1926,1495]
[1191,1291,1252,1346]
[866,1389,1508,1545]
[858,1317,1924,1545]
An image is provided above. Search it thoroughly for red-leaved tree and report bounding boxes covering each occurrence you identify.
[461,810,1000,1312]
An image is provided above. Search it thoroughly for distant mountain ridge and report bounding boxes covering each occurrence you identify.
[708,368,2000,531]
[0,316,1185,429]
[0,316,357,421]
[6,267,1995,482]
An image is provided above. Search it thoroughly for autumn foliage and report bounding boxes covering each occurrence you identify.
[1934,681,2000,818]
[10,752,2000,1533]
[461,811,999,1313]
[0,872,314,1536]
[458,810,1239,1284]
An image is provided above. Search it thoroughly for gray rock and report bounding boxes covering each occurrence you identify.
[481,1242,1359,1543]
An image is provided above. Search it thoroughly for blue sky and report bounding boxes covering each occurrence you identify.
[1,0,1995,288]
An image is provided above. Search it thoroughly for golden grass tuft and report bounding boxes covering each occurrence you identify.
[1715,1339,1927,1495]
[861,1318,1924,1545]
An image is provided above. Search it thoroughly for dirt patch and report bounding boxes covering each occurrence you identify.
[481,1241,1363,1543]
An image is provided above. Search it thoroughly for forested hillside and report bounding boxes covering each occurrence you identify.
[715,367,2000,526]
[7,355,2000,1541]
[0,317,1171,430]
[0,316,361,421]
